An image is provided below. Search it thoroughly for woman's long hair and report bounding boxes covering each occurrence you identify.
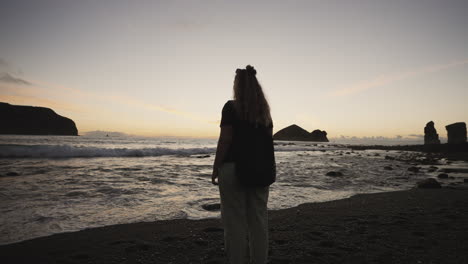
[233,65,272,126]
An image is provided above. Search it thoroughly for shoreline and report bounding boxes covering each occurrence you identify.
[1,188,467,263]
[348,143,468,162]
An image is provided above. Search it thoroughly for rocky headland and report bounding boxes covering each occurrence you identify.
[0,102,78,136]
[273,124,329,142]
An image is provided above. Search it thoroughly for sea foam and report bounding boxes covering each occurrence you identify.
[0,144,334,158]
[0,144,216,158]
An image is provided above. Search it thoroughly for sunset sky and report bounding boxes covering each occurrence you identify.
[1,0,467,138]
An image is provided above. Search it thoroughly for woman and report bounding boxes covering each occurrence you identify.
[212,65,275,264]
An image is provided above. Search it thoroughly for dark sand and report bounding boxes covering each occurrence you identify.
[1,188,467,264]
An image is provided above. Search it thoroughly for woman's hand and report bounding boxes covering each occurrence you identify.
[211,167,219,185]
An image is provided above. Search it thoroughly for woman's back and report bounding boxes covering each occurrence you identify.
[221,100,275,187]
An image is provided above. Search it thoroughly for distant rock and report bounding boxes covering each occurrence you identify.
[417,178,441,189]
[445,122,467,144]
[310,129,328,142]
[194,155,210,159]
[326,171,343,177]
[202,203,220,211]
[273,124,311,141]
[0,102,78,135]
[273,124,329,142]
[437,173,448,179]
[407,167,420,173]
[424,121,440,145]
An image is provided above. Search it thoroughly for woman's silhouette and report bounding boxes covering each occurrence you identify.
[212,65,275,264]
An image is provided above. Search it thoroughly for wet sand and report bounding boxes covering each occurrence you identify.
[1,187,467,264]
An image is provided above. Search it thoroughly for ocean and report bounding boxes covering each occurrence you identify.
[0,135,466,245]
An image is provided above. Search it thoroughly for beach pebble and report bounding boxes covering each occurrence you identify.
[437,173,449,179]
[326,171,343,177]
[440,168,468,173]
[408,167,420,173]
[202,203,221,211]
[195,155,210,158]
[417,178,441,189]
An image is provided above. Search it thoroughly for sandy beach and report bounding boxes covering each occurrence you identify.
[0,187,467,264]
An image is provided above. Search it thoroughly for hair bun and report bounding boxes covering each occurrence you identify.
[245,65,256,75]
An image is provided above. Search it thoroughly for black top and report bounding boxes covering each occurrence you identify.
[220,100,273,163]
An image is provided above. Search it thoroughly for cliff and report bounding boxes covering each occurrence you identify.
[0,102,78,135]
[273,124,329,142]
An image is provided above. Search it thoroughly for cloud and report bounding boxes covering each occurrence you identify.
[330,59,468,97]
[0,58,8,69]
[408,134,424,138]
[0,58,24,75]
[0,94,85,113]
[0,72,31,85]
[108,95,216,125]
[3,77,217,125]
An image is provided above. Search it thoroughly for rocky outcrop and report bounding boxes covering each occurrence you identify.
[417,178,441,189]
[0,102,78,135]
[445,122,467,144]
[310,129,328,142]
[273,124,329,142]
[424,121,440,145]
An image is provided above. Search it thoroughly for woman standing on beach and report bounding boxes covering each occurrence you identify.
[212,65,276,264]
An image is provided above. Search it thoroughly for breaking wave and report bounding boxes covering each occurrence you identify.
[0,144,338,159]
[0,144,216,158]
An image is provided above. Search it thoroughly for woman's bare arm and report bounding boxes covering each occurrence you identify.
[212,126,233,185]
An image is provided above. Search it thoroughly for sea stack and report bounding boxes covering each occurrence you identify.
[310,129,328,142]
[273,124,329,142]
[445,122,467,144]
[0,102,78,135]
[424,121,440,145]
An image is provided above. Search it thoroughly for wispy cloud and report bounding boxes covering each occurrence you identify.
[0,58,9,70]
[108,95,216,124]
[330,59,468,97]
[0,58,24,76]
[1,77,217,125]
[0,72,31,85]
[0,94,84,113]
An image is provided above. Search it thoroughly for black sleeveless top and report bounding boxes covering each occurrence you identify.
[220,100,276,187]
[220,100,273,163]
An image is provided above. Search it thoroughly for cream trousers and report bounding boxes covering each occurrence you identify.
[218,162,270,264]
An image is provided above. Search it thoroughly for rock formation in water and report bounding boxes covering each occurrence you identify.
[273,124,329,142]
[445,122,467,144]
[0,102,78,135]
[310,129,328,142]
[424,121,440,145]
